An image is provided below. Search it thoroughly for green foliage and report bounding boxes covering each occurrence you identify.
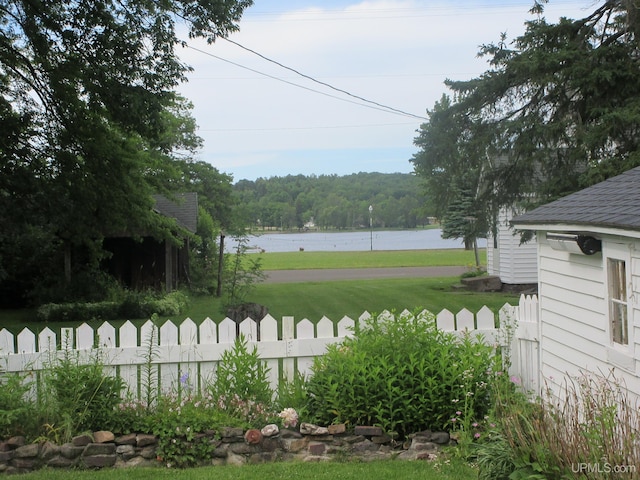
[489,371,640,479]
[305,310,499,438]
[39,352,125,441]
[151,394,233,468]
[209,334,273,408]
[0,372,36,438]
[0,0,252,308]
[411,2,640,236]
[36,290,189,322]
[222,236,265,312]
[233,172,430,230]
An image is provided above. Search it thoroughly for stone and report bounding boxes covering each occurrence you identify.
[83,454,117,468]
[139,446,157,460]
[354,426,383,437]
[229,442,259,455]
[6,436,25,448]
[221,427,244,438]
[261,424,279,437]
[248,452,278,464]
[410,439,437,452]
[121,456,155,468]
[260,437,280,453]
[60,443,85,459]
[371,433,392,444]
[46,455,75,468]
[226,452,245,466]
[244,429,263,445]
[40,441,60,461]
[0,451,13,463]
[279,429,303,439]
[299,423,329,435]
[460,275,502,292]
[0,442,11,452]
[83,443,116,456]
[308,442,326,456]
[327,424,346,435]
[13,444,40,458]
[10,457,39,469]
[281,437,309,453]
[429,431,450,444]
[93,431,115,443]
[72,434,93,447]
[136,434,157,447]
[115,433,137,445]
[116,445,136,460]
[351,439,379,453]
[339,435,366,444]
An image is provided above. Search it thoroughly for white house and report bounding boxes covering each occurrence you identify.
[512,166,640,402]
[487,207,538,287]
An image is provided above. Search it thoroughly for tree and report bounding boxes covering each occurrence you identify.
[411,1,640,237]
[0,0,253,305]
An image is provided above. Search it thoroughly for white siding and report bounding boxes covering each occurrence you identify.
[487,208,538,284]
[538,233,640,404]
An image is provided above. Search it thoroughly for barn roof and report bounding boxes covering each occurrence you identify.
[152,193,198,234]
[513,166,640,231]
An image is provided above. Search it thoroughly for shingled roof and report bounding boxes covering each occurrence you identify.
[513,166,640,231]
[152,193,198,233]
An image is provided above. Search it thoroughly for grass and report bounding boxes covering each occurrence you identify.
[0,249,515,333]
[257,249,485,270]
[14,458,477,479]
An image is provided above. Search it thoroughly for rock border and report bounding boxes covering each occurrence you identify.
[0,424,451,474]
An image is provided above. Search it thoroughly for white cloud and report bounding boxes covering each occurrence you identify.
[177,0,594,181]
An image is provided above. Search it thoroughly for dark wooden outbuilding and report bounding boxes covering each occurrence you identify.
[103,193,198,292]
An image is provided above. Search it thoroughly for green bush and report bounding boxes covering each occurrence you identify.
[39,352,125,441]
[0,373,37,438]
[36,290,190,322]
[305,310,499,438]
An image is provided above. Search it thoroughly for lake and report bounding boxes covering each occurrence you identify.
[226,229,487,253]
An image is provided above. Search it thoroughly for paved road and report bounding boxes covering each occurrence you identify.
[263,266,467,283]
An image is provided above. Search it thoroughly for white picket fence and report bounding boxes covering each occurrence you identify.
[0,295,540,399]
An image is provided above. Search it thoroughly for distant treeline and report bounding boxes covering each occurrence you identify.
[233,172,433,230]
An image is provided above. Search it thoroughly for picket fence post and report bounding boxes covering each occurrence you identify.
[0,302,543,402]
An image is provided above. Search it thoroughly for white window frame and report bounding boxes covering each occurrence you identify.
[604,242,634,371]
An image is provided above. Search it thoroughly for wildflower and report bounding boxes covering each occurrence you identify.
[474,433,481,439]
[510,375,521,385]
[278,408,299,428]
[456,411,462,416]
[472,422,479,428]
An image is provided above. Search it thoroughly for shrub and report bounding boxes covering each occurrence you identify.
[39,351,125,441]
[305,310,499,438]
[0,372,37,439]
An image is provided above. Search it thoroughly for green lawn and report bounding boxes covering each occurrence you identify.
[15,457,476,479]
[0,248,515,333]
[257,248,485,270]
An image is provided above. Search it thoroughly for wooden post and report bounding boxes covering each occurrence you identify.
[216,232,225,297]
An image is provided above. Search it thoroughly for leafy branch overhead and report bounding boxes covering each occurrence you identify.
[0,1,253,305]
[411,1,640,236]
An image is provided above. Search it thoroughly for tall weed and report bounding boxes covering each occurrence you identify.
[492,370,640,479]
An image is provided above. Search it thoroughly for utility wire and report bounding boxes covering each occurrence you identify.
[185,43,427,120]
[221,37,427,120]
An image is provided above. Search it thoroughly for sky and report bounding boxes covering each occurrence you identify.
[176,0,596,183]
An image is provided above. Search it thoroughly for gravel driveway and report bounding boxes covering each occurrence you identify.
[263,266,467,283]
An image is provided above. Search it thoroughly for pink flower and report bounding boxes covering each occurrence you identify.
[278,408,298,428]
[474,433,481,439]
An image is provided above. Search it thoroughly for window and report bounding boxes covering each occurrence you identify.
[607,257,628,345]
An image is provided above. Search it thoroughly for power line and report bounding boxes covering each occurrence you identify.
[221,37,427,120]
[185,43,427,120]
